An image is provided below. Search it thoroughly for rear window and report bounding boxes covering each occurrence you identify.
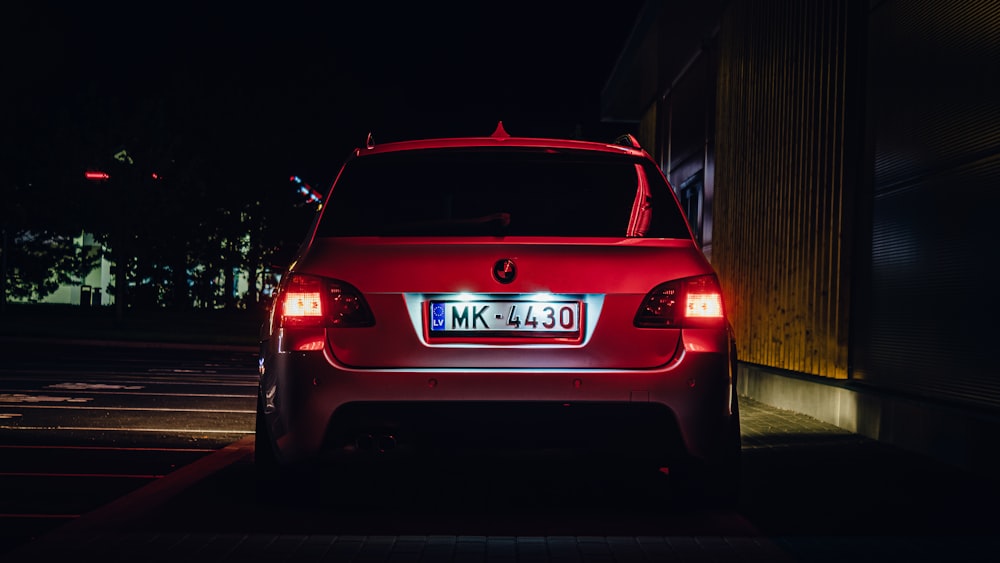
[315,148,692,238]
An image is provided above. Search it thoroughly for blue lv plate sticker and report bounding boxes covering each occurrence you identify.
[430,302,446,331]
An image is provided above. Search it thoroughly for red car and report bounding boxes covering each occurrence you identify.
[256,123,741,505]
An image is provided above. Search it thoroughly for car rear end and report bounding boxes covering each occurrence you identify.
[257,131,740,502]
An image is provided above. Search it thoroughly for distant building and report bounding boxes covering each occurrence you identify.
[10,231,255,309]
[6,232,113,307]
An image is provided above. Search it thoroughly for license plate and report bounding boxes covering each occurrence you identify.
[429,300,581,336]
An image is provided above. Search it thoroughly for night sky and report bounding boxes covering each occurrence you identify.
[5,1,646,192]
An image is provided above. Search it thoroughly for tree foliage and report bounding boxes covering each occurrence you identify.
[1,72,319,312]
[3,231,97,301]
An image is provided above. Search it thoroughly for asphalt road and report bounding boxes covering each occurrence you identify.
[0,339,258,552]
[3,340,1000,562]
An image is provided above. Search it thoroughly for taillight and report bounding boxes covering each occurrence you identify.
[634,274,726,328]
[279,274,374,328]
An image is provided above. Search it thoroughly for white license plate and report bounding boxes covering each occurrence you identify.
[429,300,581,336]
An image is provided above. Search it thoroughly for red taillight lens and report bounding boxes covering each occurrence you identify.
[279,274,374,328]
[281,275,325,327]
[634,275,726,328]
[686,292,723,318]
[283,291,323,317]
[326,285,374,326]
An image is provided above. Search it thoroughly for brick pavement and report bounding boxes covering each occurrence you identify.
[11,530,798,562]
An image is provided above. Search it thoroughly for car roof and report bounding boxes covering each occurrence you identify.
[354,122,649,159]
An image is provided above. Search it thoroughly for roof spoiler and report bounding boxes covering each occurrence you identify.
[613,133,642,150]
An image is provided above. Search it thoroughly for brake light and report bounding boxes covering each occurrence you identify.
[283,292,323,318]
[279,274,374,328]
[634,275,726,328]
[686,293,723,318]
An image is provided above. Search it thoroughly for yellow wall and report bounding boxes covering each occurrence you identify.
[712,0,857,379]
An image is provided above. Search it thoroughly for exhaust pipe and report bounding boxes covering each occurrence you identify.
[376,434,397,453]
[355,433,374,451]
[354,433,397,453]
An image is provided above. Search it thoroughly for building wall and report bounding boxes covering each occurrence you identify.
[638,105,657,159]
[852,0,1000,408]
[601,0,1000,475]
[655,44,718,259]
[712,0,861,379]
[33,232,113,306]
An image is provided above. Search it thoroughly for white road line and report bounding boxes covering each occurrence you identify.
[0,394,91,403]
[0,337,257,352]
[0,513,80,519]
[0,444,214,453]
[146,369,218,374]
[47,383,143,390]
[0,387,255,399]
[0,426,253,434]
[48,390,254,398]
[0,374,258,386]
[0,472,164,479]
[1,405,254,413]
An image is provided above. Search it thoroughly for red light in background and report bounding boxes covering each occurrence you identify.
[85,171,109,180]
[151,173,160,180]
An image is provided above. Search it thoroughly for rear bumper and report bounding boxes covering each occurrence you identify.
[259,329,736,468]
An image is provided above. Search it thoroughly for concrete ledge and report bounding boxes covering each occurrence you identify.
[737,363,1000,480]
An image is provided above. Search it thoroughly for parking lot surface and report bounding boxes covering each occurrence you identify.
[6,397,1000,563]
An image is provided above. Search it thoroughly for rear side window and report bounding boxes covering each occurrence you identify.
[316,148,691,238]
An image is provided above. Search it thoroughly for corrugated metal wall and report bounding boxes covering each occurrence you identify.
[713,0,857,379]
[854,0,1000,407]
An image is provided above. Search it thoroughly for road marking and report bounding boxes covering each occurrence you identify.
[146,369,218,374]
[0,444,214,453]
[0,394,92,403]
[0,387,255,399]
[0,472,164,479]
[0,405,254,413]
[0,513,80,519]
[46,383,144,390]
[0,336,257,352]
[29,390,252,398]
[0,374,258,386]
[0,426,253,434]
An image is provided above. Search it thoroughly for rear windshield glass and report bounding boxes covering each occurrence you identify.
[315,148,691,238]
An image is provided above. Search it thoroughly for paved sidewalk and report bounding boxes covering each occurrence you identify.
[13,532,798,562]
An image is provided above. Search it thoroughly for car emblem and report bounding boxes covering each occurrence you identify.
[492,258,517,284]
